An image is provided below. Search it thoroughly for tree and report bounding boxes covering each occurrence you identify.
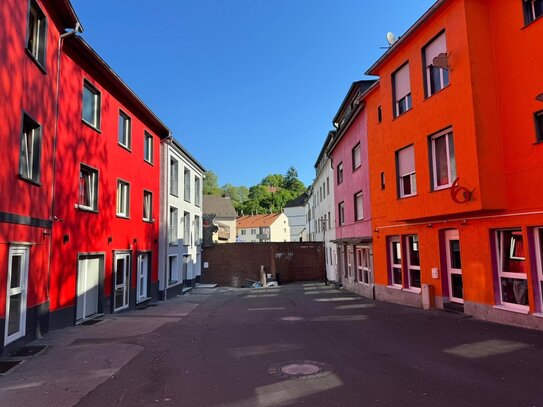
[203,170,221,195]
[261,174,285,188]
[221,184,249,212]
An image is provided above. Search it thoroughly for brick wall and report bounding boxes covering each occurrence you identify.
[201,242,325,287]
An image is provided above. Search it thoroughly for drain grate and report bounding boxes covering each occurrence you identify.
[10,345,46,357]
[267,360,332,380]
[0,360,22,375]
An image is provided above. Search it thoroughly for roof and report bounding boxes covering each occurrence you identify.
[365,0,446,75]
[171,138,206,172]
[332,80,377,126]
[314,131,335,169]
[45,0,83,31]
[65,37,171,138]
[237,214,283,228]
[203,195,237,218]
[284,193,309,208]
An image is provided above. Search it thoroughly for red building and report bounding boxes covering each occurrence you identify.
[0,0,81,352]
[49,37,170,328]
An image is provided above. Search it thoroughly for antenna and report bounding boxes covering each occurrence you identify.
[386,32,398,46]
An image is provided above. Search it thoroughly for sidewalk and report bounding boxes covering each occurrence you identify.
[0,287,216,407]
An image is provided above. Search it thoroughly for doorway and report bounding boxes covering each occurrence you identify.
[137,252,150,303]
[444,229,463,304]
[114,252,131,311]
[5,246,29,344]
[76,254,103,322]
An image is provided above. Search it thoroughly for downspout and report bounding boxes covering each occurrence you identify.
[161,133,173,300]
[46,23,82,307]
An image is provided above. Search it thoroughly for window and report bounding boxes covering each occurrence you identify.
[116,180,130,217]
[27,0,47,68]
[524,0,543,24]
[143,190,152,221]
[241,229,246,235]
[356,247,370,284]
[424,32,449,97]
[184,167,191,202]
[322,182,326,199]
[170,158,178,196]
[389,236,402,287]
[79,165,98,211]
[495,229,529,310]
[195,176,201,207]
[251,229,256,235]
[377,106,382,123]
[183,211,190,245]
[19,114,42,183]
[352,143,361,170]
[380,172,385,190]
[397,145,416,198]
[393,63,411,117]
[535,110,543,142]
[326,177,330,195]
[354,191,363,221]
[168,255,179,284]
[534,227,543,311]
[328,211,331,229]
[82,81,101,129]
[347,246,354,279]
[118,111,131,149]
[430,129,456,189]
[337,162,344,184]
[338,202,345,226]
[406,235,421,289]
[194,215,201,244]
[169,207,178,244]
[144,131,153,163]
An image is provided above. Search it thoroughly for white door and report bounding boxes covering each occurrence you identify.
[76,255,101,321]
[5,246,29,344]
[114,253,130,311]
[137,253,149,303]
[445,230,463,304]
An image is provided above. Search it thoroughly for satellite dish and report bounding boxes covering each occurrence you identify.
[386,32,398,46]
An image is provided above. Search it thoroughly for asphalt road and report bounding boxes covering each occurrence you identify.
[76,283,543,407]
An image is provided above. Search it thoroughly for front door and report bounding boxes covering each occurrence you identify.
[114,253,130,311]
[76,254,102,322]
[444,230,463,303]
[137,253,149,303]
[5,246,29,344]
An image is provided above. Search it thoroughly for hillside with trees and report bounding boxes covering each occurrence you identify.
[203,166,306,215]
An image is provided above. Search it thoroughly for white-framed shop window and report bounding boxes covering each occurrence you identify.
[389,236,402,287]
[356,246,371,285]
[405,235,421,290]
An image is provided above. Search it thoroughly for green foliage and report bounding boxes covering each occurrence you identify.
[204,167,306,215]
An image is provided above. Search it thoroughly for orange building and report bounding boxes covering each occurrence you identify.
[366,0,543,330]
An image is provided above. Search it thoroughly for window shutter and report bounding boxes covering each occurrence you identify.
[425,32,447,67]
[394,63,411,100]
[398,145,415,177]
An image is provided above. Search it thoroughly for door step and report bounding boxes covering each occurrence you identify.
[443,302,465,314]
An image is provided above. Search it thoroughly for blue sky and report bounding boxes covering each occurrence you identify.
[71,0,435,188]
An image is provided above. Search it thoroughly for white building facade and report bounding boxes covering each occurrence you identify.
[159,139,205,299]
[237,214,290,243]
[309,132,338,282]
[283,193,309,242]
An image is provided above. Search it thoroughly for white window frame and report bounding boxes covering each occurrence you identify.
[116,179,130,218]
[82,80,101,130]
[5,246,29,344]
[194,176,201,207]
[26,0,47,68]
[397,145,417,198]
[352,143,361,170]
[356,246,371,285]
[169,206,178,245]
[534,227,543,312]
[113,252,130,312]
[78,164,98,211]
[431,129,456,190]
[405,235,421,291]
[170,158,179,196]
[495,229,529,312]
[168,255,179,285]
[184,168,191,202]
[338,201,345,226]
[194,215,201,244]
[424,32,449,97]
[183,211,191,246]
[347,246,354,279]
[354,191,363,221]
[118,110,131,149]
[136,252,150,303]
[144,131,153,163]
[389,236,403,288]
[143,190,152,222]
[19,113,42,183]
[393,63,412,117]
[337,162,344,184]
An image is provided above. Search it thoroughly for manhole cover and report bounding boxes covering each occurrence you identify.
[281,316,304,321]
[268,360,332,380]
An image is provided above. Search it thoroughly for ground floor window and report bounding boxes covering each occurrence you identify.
[356,246,370,284]
[347,246,354,279]
[406,235,421,290]
[168,255,179,285]
[388,236,402,287]
[534,228,543,312]
[495,229,529,311]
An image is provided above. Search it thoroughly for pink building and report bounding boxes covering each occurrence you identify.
[328,80,377,299]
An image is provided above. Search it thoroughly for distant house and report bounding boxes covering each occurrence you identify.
[284,193,309,242]
[203,195,237,243]
[237,214,290,242]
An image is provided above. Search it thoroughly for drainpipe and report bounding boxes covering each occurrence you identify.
[46,23,82,308]
[161,133,173,300]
